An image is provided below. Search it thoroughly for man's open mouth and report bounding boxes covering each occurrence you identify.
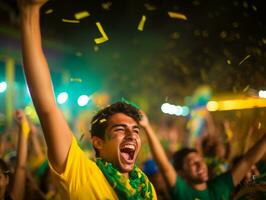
[120,143,136,162]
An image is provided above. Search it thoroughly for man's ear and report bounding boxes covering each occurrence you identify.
[92,136,104,151]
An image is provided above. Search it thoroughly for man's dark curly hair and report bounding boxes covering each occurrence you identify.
[90,102,141,156]
[90,101,141,149]
[172,148,197,171]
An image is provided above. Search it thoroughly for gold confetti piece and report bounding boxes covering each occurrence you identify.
[227,59,231,64]
[144,3,157,11]
[170,32,180,39]
[168,11,187,20]
[258,122,261,129]
[75,52,83,57]
[45,9,53,14]
[62,19,80,23]
[94,45,99,52]
[100,119,107,123]
[242,85,250,92]
[75,11,90,20]
[252,5,257,11]
[102,2,112,10]
[70,78,82,82]
[137,15,146,31]
[92,118,98,125]
[95,37,108,44]
[79,133,85,141]
[94,22,109,44]
[239,55,251,65]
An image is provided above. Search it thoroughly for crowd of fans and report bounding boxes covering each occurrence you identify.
[0,108,265,199]
[0,0,265,199]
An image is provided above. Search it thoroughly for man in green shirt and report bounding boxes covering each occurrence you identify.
[170,148,233,199]
[140,112,266,200]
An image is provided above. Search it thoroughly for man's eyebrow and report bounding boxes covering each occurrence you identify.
[133,125,140,129]
[110,124,140,129]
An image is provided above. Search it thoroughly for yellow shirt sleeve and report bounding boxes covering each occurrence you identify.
[49,137,118,200]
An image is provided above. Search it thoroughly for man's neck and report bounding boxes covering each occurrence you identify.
[122,172,129,178]
[191,182,207,191]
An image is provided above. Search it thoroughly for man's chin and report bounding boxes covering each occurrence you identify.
[119,163,134,173]
[199,176,209,183]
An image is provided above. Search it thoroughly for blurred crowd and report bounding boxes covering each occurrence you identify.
[0,108,265,200]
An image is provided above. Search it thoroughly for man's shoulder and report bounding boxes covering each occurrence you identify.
[207,171,234,195]
[209,171,232,183]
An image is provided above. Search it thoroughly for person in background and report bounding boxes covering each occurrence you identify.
[142,159,171,200]
[140,110,266,200]
[0,110,30,200]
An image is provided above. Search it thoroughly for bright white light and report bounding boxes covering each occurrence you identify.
[181,106,190,116]
[168,105,176,115]
[207,101,218,111]
[162,102,190,116]
[57,92,68,104]
[0,82,7,93]
[259,90,266,98]
[174,106,183,116]
[161,103,170,113]
[78,95,89,107]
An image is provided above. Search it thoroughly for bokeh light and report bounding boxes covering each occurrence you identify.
[77,95,90,107]
[0,81,7,93]
[57,92,68,104]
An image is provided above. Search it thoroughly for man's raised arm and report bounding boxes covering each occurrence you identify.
[231,134,266,186]
[140,111,177,187]
[18,0,72,173]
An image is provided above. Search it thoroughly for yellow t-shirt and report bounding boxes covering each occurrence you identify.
[49,138,157,200]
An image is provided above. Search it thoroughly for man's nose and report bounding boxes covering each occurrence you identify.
[125,128,135,138]
[197,161,205,168]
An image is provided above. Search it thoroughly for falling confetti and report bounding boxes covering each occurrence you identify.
[75,52,83,57]
[220,31,227,39]
[258,122,261,129]
[100,119,107,123]
[94,46,99,52]
[92,118,98,125]
[45,9,53,14]
[79,134,85,141]
[168,11,187,20]
[70,78,82,82]
[121,97,141,109]
[144,3,157,11]
[94,22,109,44]
[74,11,90,20]
[252,5,257,11]
[62,19,80,23]
[170,32,181,39]
[137,15,146,31]
[227,59,231,64]
[102,2,112,10]
[239,55,251,65]
[242,85,250,92]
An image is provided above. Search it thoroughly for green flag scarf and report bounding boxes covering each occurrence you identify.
[96,158,153,200]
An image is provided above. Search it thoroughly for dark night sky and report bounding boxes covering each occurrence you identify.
[1,0,266,115]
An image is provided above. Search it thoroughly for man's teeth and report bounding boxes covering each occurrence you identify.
[197,170,204,175]
[122,144,135,150]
